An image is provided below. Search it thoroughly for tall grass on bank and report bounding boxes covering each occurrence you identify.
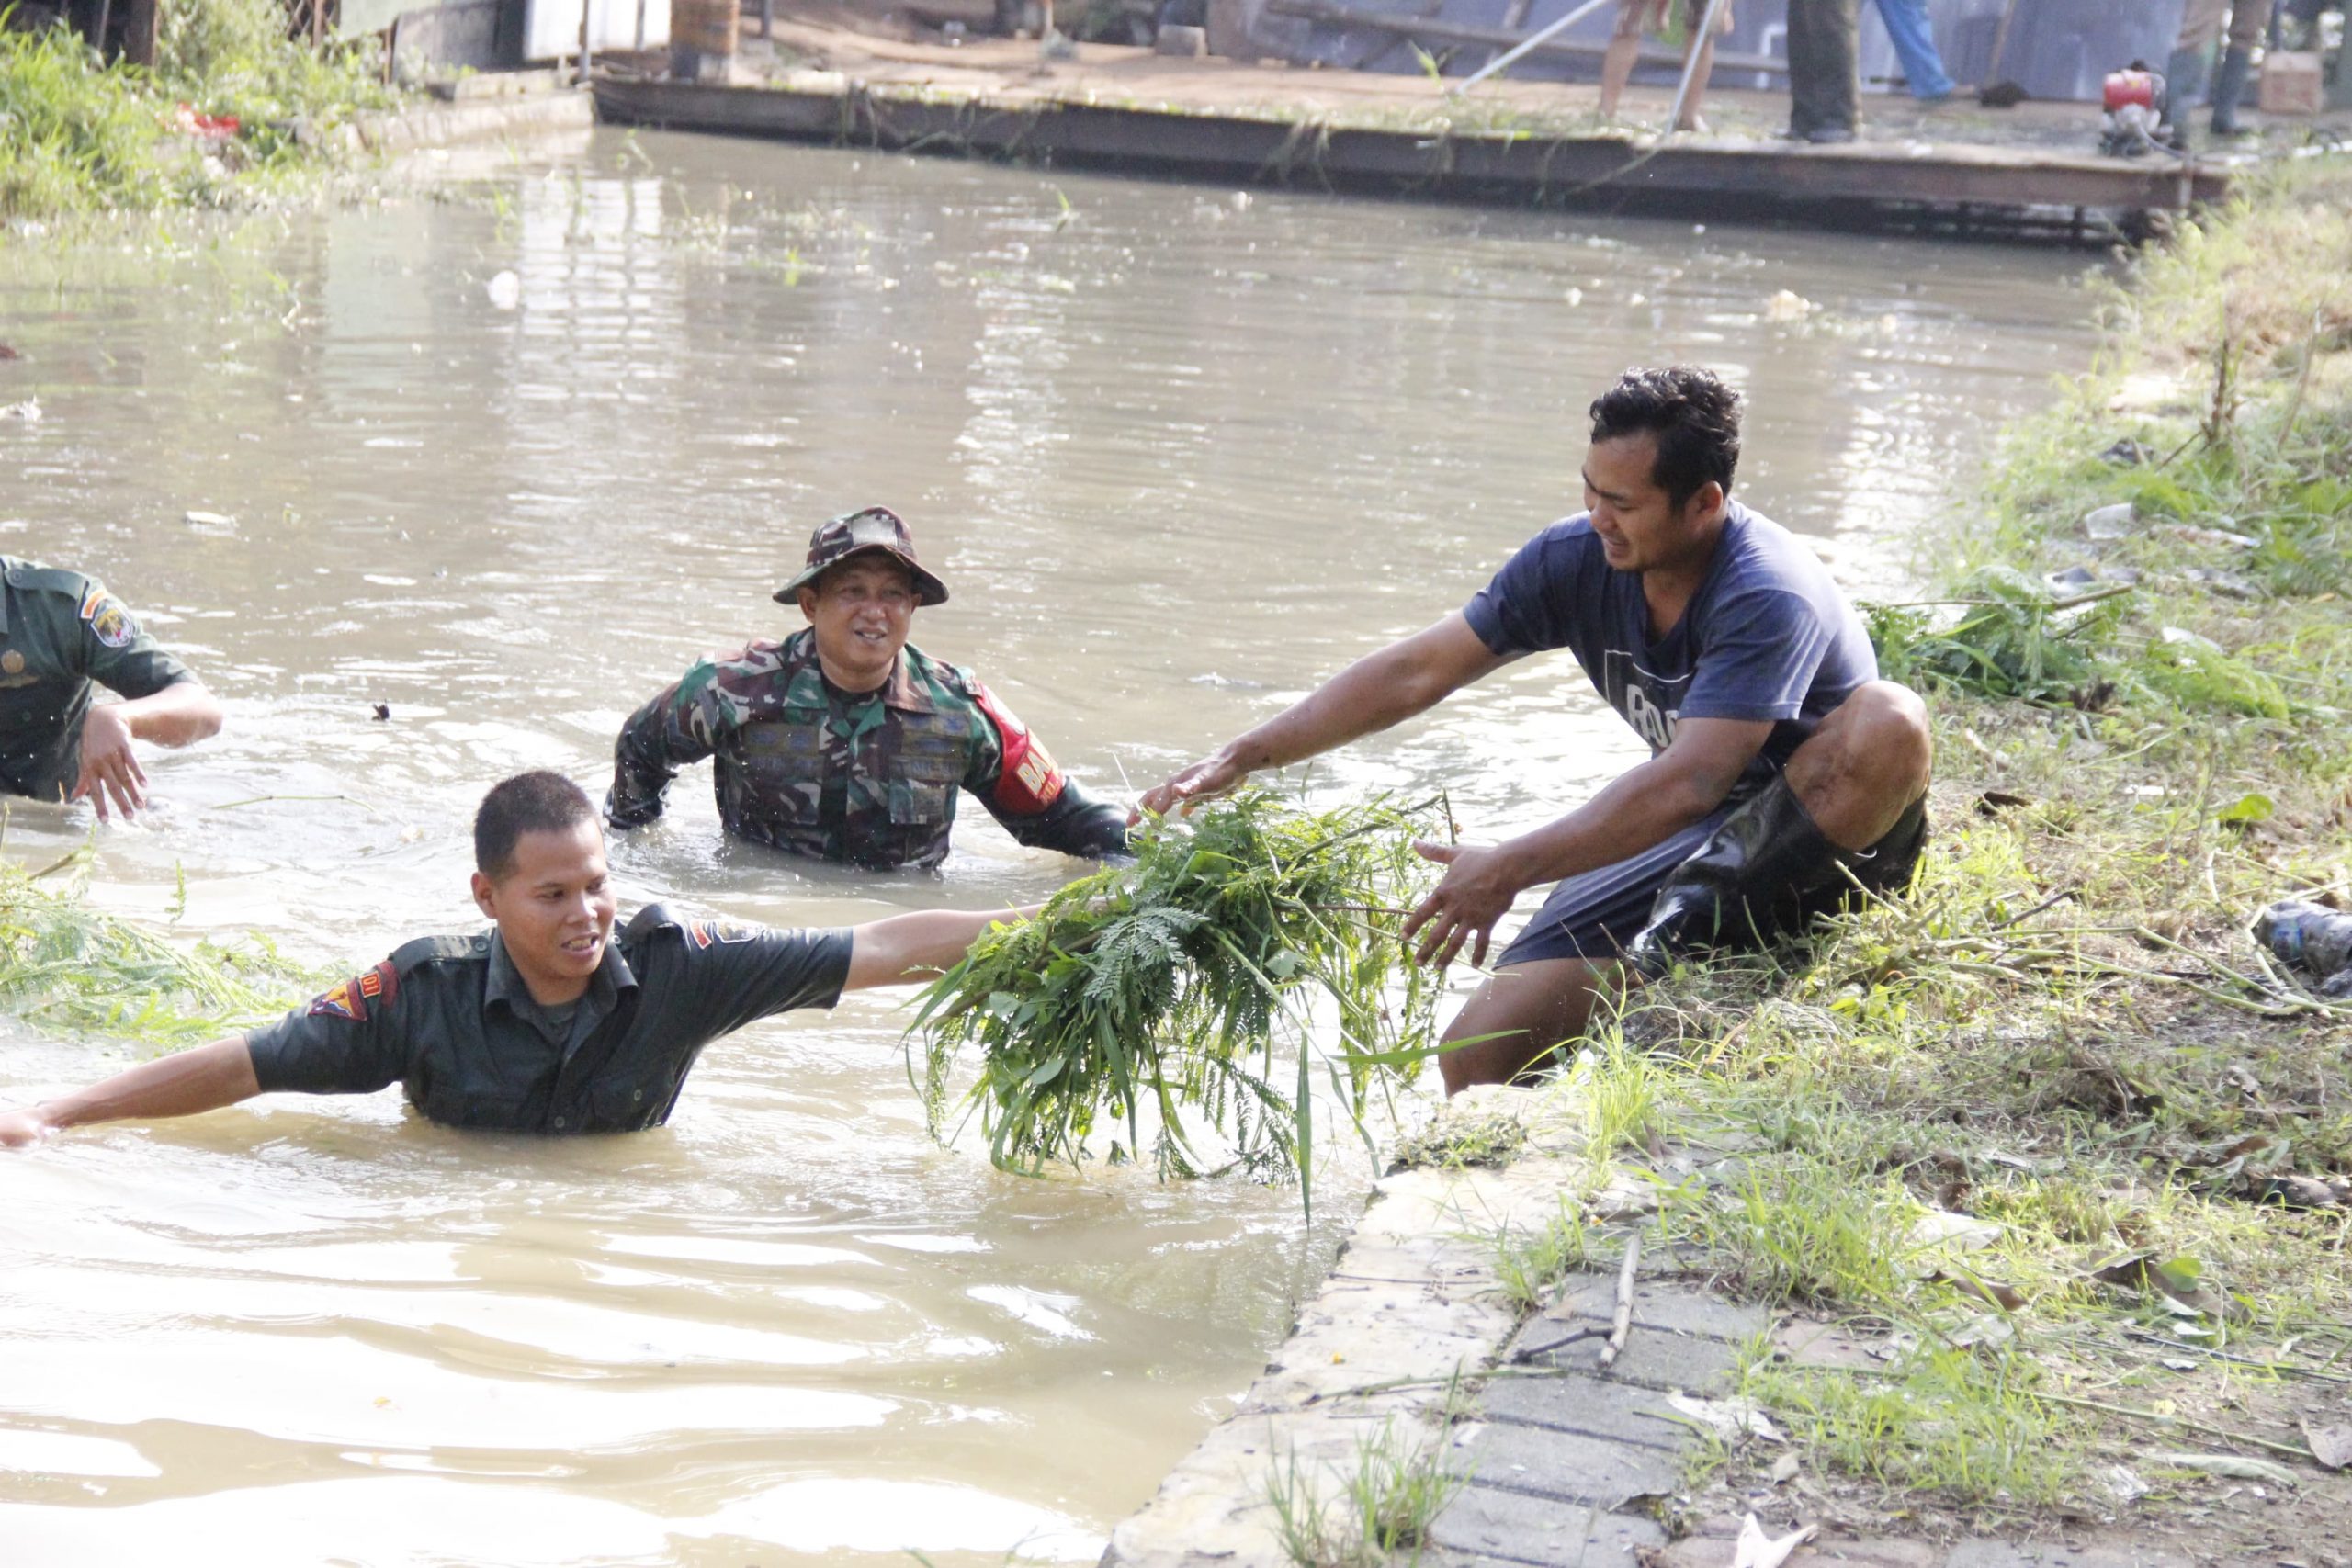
[0,0,395,221]
[1560,161,2352,1531]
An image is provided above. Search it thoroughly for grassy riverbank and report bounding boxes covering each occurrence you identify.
[0,0,397,223]
[1510,160,2352,1554]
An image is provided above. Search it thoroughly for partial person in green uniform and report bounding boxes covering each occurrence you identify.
[0,557,223,819]
[0,771,1028,1146]
[607,507,1130,870]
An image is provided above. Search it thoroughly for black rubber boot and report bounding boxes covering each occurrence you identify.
[1625,777,1842,980]
[2161,45,2207,146]
[2210,45,2255,135]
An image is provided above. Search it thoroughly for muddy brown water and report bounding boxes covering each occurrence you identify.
[0,129,2092,1565]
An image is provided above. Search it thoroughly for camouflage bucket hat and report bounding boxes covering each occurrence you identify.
[773,505,949,608]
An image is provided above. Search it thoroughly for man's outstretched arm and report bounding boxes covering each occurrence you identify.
[1136,613,1512,818]
[0,1035,260,1147]
[844,905,1038,990]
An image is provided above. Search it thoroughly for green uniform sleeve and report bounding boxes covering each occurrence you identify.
[74,582,192,701]
[608,663,729,828]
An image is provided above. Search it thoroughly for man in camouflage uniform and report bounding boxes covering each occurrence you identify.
[607,507,1129,869]
[0,557,223,820]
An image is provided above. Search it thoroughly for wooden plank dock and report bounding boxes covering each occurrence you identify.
[594,72,2230,239]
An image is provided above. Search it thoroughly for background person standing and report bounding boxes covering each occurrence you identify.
[1872,0,1953,102]
[2167,0,2277,137]
[1785,0,1860,141]
[1599,0,1733,131]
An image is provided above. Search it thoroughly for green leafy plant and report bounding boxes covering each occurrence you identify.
[1863,567,2125,707]
[910,792,1444,1209]
[0,843,314,1045]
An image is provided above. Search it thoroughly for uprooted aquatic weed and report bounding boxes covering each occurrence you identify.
[0,845,315,1045]
[910,792,1443,1209]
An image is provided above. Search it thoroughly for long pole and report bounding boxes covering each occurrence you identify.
[1450,0,1612,94]
[1664,0,1727,133]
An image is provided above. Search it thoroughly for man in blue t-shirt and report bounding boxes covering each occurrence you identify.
[1140,367,1931,1094]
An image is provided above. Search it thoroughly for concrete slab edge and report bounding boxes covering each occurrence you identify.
[1100,1082,1657,1568]
[352,88,598,156]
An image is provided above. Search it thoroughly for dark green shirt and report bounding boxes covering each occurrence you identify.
[0,558,195,802]
[243,905,853,1134]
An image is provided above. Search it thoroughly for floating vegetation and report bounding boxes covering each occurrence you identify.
[0,844,313,1046]
[910,792,1446,1210]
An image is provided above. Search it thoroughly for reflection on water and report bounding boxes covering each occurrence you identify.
[0,130,2091,1562]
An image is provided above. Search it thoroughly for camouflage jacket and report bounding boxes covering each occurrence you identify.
[0,557,194,803]
[606,630,1129,869]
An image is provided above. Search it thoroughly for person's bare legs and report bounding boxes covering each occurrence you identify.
[1674,28,1720,130]
[1437,957,1629,1095]
[1599,31,1642,120]
[1782,680,1932,848]
[1434,682,1930,1096]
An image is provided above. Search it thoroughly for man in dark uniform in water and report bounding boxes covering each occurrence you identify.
[0,772,1023,1145]
[0,557,222,819]
[607,507,1129,870]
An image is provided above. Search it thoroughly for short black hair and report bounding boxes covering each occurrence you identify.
[474,771,596,880]
[1588,367,1741,508]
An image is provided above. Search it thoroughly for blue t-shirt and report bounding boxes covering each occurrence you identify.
[1460,502,1877,787]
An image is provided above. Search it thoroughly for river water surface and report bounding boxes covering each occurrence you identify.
[0,129,2092,1565]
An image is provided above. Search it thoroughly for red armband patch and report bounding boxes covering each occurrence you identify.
[687,919,758,949]
[309,962,397,1021]
[971,681,1066,816]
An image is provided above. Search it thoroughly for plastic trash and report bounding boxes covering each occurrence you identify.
[2256,900,2352,994]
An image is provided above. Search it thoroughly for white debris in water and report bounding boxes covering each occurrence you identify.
[0,399,39,423]
[184,511,236,536]
[1766,289,1815,322]
[1230,191,1251,210]
[1562,287,1584,306]
[486,270,522,310]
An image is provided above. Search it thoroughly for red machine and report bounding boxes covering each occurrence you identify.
[2100,66,2169,156]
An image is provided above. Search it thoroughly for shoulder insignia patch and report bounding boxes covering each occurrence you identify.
[308,961,398,1021]
[77,583,137,649]
[970,680,1066,817]
[687,919,761,949]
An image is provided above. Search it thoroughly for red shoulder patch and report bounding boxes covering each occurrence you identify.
[309,962,397,1021]
[970,681,1066,817]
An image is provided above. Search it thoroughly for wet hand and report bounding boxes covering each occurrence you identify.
[1131,752,1245,826]
[0,1107,55,1149]
[72,705,148,821]
[1401,840,1519,970]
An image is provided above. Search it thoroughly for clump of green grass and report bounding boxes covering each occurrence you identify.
[1744,1345,2079,1508]
[1263,1421,1465,1568]
[0,845,314,1044]
[1492,1196,1600,1314]
[910,791,1443,1208]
